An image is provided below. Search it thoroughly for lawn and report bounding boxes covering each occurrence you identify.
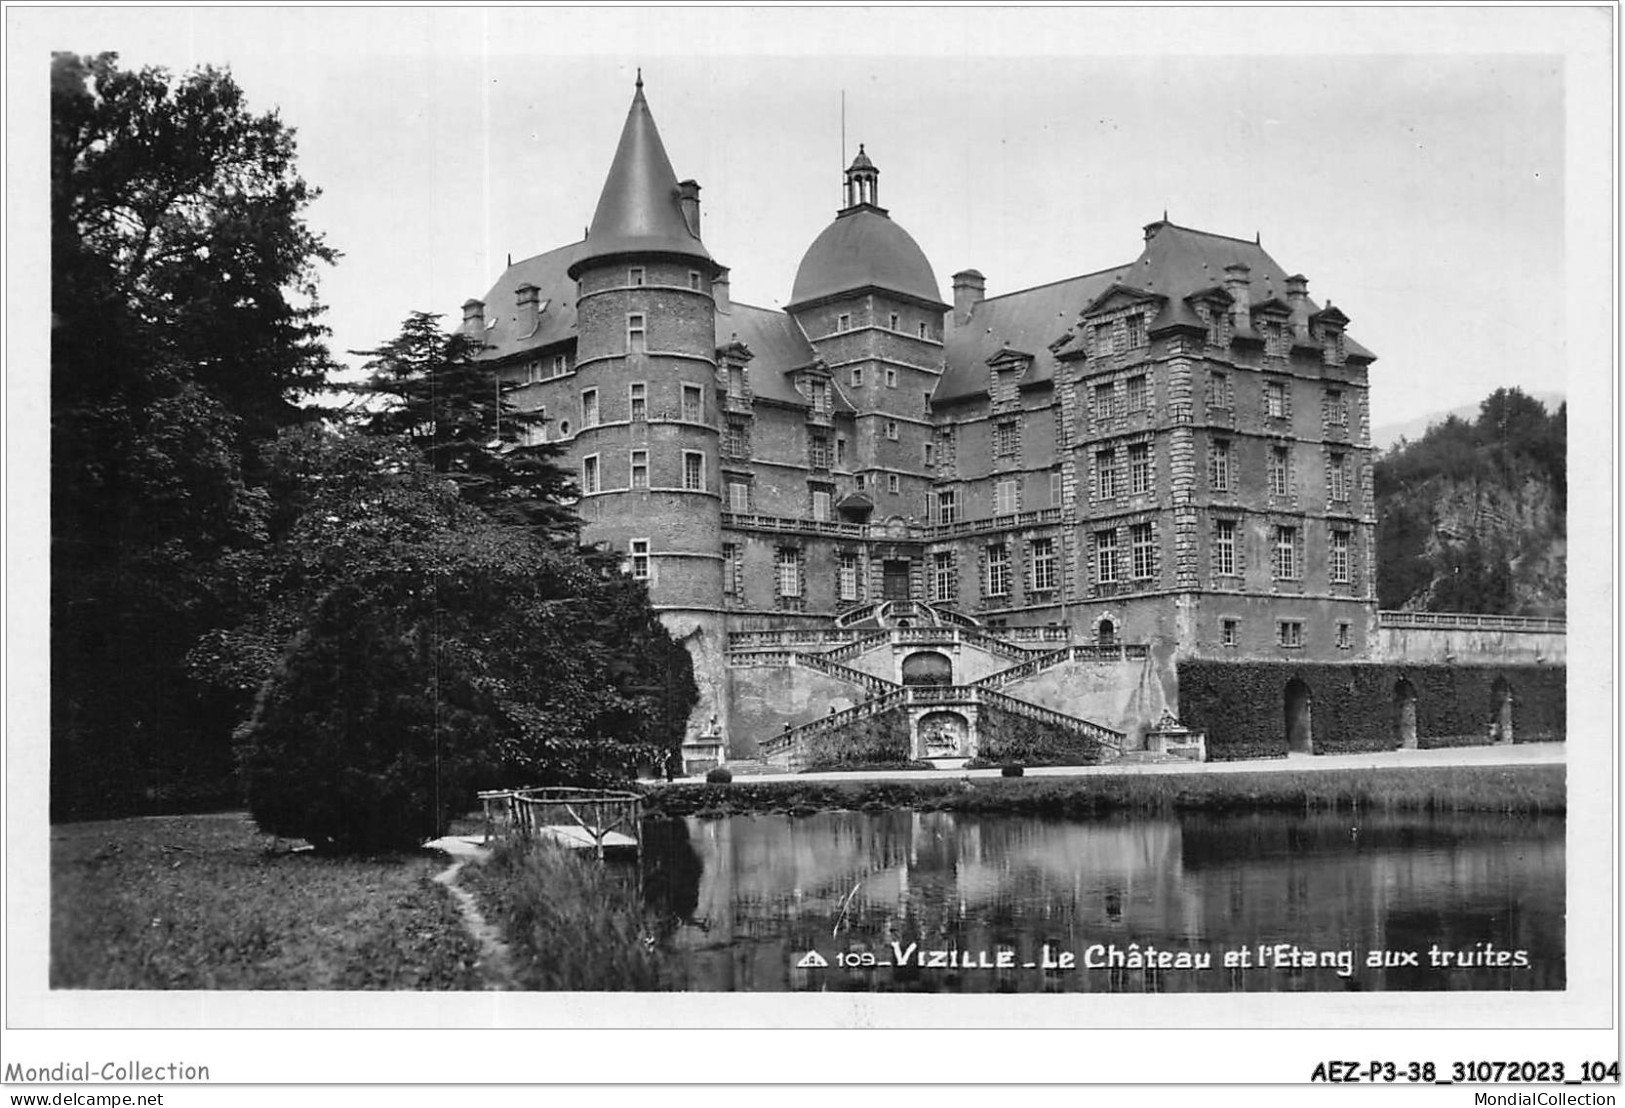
[51,813,484,989]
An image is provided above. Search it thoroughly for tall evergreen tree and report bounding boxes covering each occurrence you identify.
[51,52,336,817]
[356,311,578,538]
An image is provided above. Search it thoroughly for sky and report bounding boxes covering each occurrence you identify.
[10,6,1612,433]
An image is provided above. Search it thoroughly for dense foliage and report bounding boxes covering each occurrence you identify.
[51,52,338,817]
[972,704,1111,767]
[1375,388,1565,614]
[798,712,912,770]
[51,56,698,838]
[1177,661,1565,762]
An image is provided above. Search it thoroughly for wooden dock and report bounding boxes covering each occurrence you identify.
[477,787,643,860]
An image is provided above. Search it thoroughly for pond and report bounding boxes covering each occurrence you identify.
[639,809,1564,992]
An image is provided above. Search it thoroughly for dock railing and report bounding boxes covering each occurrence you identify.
[477,787,644,860]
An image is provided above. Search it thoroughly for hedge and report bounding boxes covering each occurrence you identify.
[973,701,1110,767]
[799,710,912,770]
[1177,661,1564,762]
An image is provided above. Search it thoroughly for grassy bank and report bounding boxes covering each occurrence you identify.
[51,814,483,989]
[644,764,1566,819]
[459,837,681,990]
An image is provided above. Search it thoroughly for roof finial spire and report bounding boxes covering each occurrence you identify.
[635,68,643,91]
[1162,208,1168,222]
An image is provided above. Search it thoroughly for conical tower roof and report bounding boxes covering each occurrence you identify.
[568,75,713,277]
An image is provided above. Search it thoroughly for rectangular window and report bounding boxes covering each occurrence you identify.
[885,419,899,441]
[727,365,745,399]
[1328,451,1349,502]
[1128,442,1151,494]
[526,360,543,384]
[724,419,748,458]
[888,312,900,331]
[850,367,864,387]
[887,473,900,494]
[1094,382,1115,421]
[1269,446,1290,497]
[923,442,934,467]
[688,270,702,291]
[809,434,831,470]
[581,454,600,495]
[1208,370,1228,408]
[630,449,649,489]
[932,551,956,603]
[1275,525,1299,580]
[918,321,928,340]
[993,419,1019,457]
[836,313,851,333]
[1326,388,1348,426]
[936,488,958,524]
[1209,438,1232,492]
[1130,521,1155,579]
[812,487,832,521]
[683,451,704,491]
[1050,471,1063,507]
[627,313,646,352]
[1337,622,1352,649]
[1031,537,1057,592]
[1096,448,1119,499]
[810,379,830,415]
[885,367,898,388]
[1095,530,1120,584]
[722,543,740,595]
[777,547,801,597]
[838,552,859,601]
[1125,374,1148,412]
[1221,618,1239,647]
[629,381,647,422]
[1265,320,1287,356]
[1093,321,1113,355]
[629,538,650,580]
[986,544,1011,597]
[1329,529,1351,583]
[628,266,645,287]
[855,474,867,491]
[1278,620,1303,648]
[552,354,568,377]
[994,477,1019,515]
[1126,313,1147,348]
[1214,519,1237,576]
[727,479,750,512]
[581,388,599,428]
[682,383,703,422]
[1264,380,1286,419]
[526,405,548,446]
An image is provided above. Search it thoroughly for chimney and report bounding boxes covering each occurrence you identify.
[1223,263,1252,333]
[515,283,540,337]
[1284,274,1309,335]
[678,179,701,238]
[712,265,731,314]
[461,298,485,339]
[952,269,986,326]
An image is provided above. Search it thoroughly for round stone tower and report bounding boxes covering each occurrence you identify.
[566,76,729,750]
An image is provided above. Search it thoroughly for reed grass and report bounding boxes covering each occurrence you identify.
[459,836,681,990]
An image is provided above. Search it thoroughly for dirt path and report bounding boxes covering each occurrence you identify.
[425,836,517,990]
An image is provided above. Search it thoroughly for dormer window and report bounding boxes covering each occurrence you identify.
[1126,313,1147,349]
[552,354,569,377]
[836,313,851,334]
[1093,322,1114,355]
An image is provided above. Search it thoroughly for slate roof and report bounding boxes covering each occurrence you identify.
[789,207,945,309]
[717,302,822,408]
[936,221,1373,404]
[472,240,586,362]
[569,78,712,276]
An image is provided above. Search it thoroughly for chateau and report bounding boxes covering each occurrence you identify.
[462,77,1388,767]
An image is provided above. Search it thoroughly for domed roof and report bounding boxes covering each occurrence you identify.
[788,208,945,309]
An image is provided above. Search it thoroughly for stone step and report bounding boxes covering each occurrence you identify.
[721,759,775,776]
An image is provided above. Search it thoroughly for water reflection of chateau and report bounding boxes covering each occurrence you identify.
[668,812,1564,992]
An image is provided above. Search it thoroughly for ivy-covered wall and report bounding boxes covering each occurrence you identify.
[799,709,913,770]
[1177,661,1565,761]
[973,702,1111,767]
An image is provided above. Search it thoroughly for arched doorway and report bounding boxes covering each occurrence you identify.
[1393,678,1418,750]
[1284,678,1314,754]
[1097,618,1117,646]
[1491,677,1514,744]
[918,711,970,758]
[901,651,953,687]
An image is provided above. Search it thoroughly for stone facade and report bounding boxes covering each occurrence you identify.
[462,82,1388,756]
